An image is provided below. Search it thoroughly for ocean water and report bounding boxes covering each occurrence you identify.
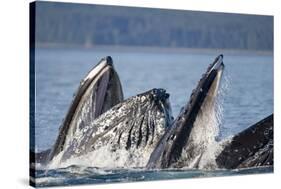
[35,166,273,187]
[33,47,273,186]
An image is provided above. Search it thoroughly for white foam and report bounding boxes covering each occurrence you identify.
[35,177,64,185]
[48,144,155,169]
[47,151,64,169]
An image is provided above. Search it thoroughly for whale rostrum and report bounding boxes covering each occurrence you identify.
[33,55,273,170]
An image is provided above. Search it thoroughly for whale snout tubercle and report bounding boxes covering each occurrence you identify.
[151,88,170,102]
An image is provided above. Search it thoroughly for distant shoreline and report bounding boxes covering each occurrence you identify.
[36,43,273,56]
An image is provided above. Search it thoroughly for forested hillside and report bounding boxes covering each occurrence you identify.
[34,1,273,50]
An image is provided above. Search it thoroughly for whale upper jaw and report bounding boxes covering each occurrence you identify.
[48,56,124,162]
[146,55,225,169]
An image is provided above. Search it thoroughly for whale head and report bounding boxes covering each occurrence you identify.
[147,55,225,169]
[49,56,124,161]
[51,88,173,168]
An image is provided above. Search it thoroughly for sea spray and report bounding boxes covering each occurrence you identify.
[47,144,156,169]
[177,69,229,169]
[198,71,230,169]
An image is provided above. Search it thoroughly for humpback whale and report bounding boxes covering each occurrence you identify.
[49,56,124,162]
[147,55,224,169]
[33,55,273,170]
[49,88,172,167]
[216,114,273,169]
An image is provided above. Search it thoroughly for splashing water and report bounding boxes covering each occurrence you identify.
[47,144,156,169]
[198,70,231,169]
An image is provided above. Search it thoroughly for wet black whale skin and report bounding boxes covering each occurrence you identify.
[216,114,273,169]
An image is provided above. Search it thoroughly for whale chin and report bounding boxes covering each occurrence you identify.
[34,55,273,170]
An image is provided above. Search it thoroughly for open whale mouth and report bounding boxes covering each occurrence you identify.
[147,54,225,168]
[79,56,124,118]
[48,56,124,161]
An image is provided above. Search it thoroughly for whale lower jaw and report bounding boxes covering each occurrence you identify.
[48,56,124,162]
[174,68,224,169]
[146,55,225,169]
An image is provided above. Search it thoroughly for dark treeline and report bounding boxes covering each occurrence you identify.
[35,1,273,50]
